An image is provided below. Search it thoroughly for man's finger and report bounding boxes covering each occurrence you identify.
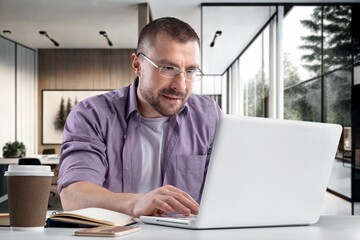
[160,185,199,206]
[158,188,199,215]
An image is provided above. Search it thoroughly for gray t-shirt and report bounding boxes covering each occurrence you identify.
[139,116,169,193]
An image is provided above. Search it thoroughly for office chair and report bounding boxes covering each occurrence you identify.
[18,158,41,165]
[42,148,55,155]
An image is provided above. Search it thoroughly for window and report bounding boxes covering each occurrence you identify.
[324,68,351,126]
[283,6,319,83]
[284,78,321,122]
[323,6,352,72]
[239,28,269,117]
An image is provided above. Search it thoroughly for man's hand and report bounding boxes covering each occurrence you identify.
[130,185,199,217]
[60,182,198,218]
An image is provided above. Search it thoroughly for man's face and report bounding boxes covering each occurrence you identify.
[132,34,200,118]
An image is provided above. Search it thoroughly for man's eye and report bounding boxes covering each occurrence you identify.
[186,69,197,74]
[161,66,175,72]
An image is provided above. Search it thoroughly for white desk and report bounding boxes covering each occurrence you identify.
[0,216,360,240]
[0,155,60,165]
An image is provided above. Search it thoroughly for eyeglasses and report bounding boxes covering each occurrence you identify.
[138,52,203,82]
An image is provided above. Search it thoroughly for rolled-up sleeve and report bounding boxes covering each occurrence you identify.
[57,99,109,193]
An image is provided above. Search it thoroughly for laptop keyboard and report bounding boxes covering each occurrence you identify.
[162,213,197,220]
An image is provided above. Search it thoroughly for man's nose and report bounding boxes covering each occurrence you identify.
[170,72,187,91]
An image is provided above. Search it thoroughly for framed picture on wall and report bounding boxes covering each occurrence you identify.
[42,89,110,144]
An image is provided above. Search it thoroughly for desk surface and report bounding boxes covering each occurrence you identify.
[0,155,59,165]
[0,216,360,240]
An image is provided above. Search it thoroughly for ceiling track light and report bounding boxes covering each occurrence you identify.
[2,30,12,35]
[99,31,113,47]
[39,31,59,47]
[210,30,222,47]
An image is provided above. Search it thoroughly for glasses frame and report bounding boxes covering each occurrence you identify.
[137,52,203,82]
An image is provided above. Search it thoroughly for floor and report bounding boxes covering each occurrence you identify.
[321,191,351,215]
[323,158,354,215]
[328,159,351,199]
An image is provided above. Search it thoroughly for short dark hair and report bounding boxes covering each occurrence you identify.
[137,17,200,54]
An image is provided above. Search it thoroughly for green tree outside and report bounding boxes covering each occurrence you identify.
[285,5,352,126]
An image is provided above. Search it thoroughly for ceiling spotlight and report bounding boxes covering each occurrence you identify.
[210,31,222,47]
[99,31,113,47]
[2,30,12,35]
[39,31,59,47]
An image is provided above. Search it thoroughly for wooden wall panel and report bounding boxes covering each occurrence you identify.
[94,49,111,89]
[62,50,90,88]
[38,48,136,153]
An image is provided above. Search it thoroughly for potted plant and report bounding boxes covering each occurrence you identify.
[2,141,26,158]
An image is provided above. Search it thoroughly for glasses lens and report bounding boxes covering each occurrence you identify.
[159,66,178,78]
[188,71,202,81]
[159,66,203,82]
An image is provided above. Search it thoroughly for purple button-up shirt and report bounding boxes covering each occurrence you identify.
[58,79,222,202]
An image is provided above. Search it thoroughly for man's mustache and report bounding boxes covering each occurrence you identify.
[160,88,186,99]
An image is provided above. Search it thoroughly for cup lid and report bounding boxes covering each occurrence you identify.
[5,165,54,177]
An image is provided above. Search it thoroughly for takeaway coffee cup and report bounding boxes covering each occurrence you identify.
[5,165,54,231]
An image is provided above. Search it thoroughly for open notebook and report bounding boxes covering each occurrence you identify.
[140,115,342,229]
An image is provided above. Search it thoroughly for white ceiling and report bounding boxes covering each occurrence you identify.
[0,0,356,75]
[202,6,276,74]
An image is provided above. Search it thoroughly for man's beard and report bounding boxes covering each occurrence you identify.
[139,86,188,117]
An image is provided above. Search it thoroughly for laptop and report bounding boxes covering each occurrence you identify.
[140,115,342,229]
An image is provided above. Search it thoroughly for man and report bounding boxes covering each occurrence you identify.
[58,17,222,217]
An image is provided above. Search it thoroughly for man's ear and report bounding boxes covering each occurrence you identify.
[131,53,141,76]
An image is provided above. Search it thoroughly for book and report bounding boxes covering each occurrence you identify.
[47,208,136,227]
[0,213,9,226]
[0,208,136,228]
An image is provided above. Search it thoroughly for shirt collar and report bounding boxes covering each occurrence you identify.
[125,78,140,120]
